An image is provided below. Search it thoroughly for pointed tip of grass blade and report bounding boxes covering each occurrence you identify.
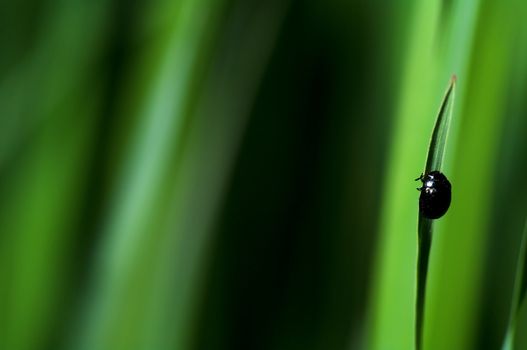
[424,76,456,174]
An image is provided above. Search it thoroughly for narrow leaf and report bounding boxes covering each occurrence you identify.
[415,75,456,350]
[424,75,456,174]
[502,218,527,350]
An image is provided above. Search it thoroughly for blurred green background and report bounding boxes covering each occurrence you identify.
[1,0,526,349]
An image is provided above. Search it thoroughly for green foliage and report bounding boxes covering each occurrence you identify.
[1,1,527,350]
[502,220,527,350]
[416,77,456,350]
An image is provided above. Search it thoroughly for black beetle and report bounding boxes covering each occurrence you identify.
[416,171,452,219]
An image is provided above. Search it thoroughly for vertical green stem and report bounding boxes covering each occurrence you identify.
[416,218,432,350]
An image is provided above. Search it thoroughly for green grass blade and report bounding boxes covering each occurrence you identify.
[518,223,527,320]
[416,76,456,350]
[424,76,457,174]
[502,218,527,350]
[415,218,432,350]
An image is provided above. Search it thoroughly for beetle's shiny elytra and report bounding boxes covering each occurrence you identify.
[416,171,452,219]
